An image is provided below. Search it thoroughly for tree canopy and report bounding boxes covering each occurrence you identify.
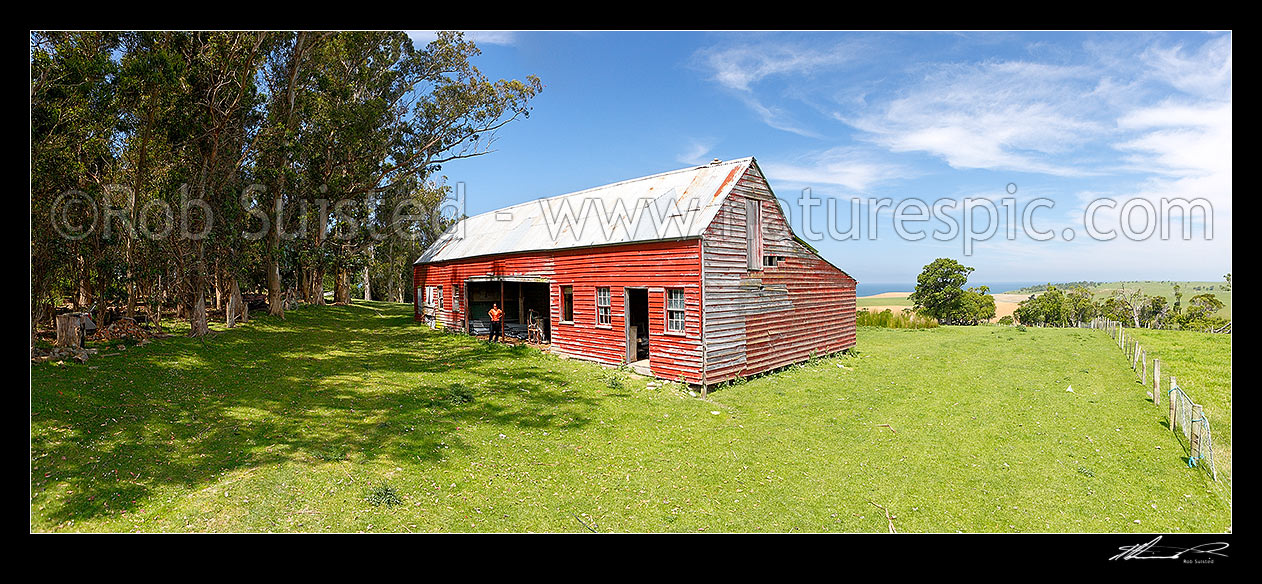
[1013,279,1230,333]
[908,258,992,325]
[30,31,542,345]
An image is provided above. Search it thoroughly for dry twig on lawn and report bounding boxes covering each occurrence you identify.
[869,501,897,533]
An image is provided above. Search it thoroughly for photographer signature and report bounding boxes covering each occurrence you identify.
[1110,536,1229,561]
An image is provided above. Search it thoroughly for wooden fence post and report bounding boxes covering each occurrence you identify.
[1141,349,1147,386]
[1190,404,1204,461]
[1133,341,1140,369]
[1168,376,1177,432]
[1153,359,1161,407]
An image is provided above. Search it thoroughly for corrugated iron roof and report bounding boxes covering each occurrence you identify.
[415,157,756,264]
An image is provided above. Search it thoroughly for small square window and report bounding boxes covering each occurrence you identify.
[596,287,611,326]
[666,289,685,332]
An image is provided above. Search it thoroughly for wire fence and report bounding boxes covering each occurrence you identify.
[1168,385,1217,480]
[1087,317,1218,481]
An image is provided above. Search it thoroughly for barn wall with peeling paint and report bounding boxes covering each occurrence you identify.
[414,239,707,383]
[413,157,857,387]
[700,163,857,381]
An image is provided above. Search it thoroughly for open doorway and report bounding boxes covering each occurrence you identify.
[625,287,649,365]
[465,279,551,342]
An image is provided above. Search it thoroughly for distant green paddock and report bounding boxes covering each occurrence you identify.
[856,294,913,308]
[1005,281,1231,319]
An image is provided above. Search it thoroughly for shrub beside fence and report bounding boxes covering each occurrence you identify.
[857,308,939,329]
[1087,317,1218,481]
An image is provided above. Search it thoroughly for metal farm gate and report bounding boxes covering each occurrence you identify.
[1168,384,1217,481]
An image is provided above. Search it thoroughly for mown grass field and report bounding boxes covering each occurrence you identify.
[30,301,1231,532]
[856,294,914,308]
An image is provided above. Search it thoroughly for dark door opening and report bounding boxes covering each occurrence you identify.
[625,287,649,363]
[466,279,551,342]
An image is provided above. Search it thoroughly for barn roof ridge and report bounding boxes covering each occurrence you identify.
[479,156,758,219]
[414,156,759,265]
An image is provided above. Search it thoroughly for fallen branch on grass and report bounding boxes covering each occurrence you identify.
[869,501,897,533]
[875,423,897,434]
[574,513,598,533]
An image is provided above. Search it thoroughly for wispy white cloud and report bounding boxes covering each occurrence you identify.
[1140,35,1232,100]
[691,32,1230,280]
[761,147,908,193]
[691,37,870,136]
[407,30,518,48]
[845,60,1106,176]
[1111,39,1232,216]
[693,39,867,92]
[1116,102,1232,179]
[738,94,822,139]
[676,138,717,166]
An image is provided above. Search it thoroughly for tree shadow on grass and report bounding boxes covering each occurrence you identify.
[30,301,603,528]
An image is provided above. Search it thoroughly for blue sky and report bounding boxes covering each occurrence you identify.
[407,31,1232,285]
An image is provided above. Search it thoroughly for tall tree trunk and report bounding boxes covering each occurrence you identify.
[335,266,351,304]
[265,32,312,318]
[189,292,208,337]
[362,243,372,301]
[76,251,91,310]
[310,204,327,304]
[213,262,224,311]
[226,276,247,327]
[188,213,210,336]
[300,266,310,303]
[95,257,107,329]
[266,220,284,316]
[126,105,153,320]
[313,264,326,305]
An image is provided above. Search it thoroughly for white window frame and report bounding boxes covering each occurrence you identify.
[666,288,685,333]
[424,285,443,309]
[596,286,611,327]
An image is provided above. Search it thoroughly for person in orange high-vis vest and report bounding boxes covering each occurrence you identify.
[488,304,504,343]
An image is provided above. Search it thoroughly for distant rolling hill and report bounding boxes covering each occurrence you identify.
[1003,280,1231,319]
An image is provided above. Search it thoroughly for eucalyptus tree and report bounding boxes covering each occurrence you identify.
[30,31,121,345]
[30,30,540,340]
[158,31,268,336]
[293,31,541,305]
[254,31,326,317]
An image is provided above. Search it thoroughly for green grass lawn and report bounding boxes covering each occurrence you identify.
[30,302,1231,533]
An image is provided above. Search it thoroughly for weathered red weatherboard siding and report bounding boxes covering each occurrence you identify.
[414,159,857,387]
[699,164,857,381]
[414,239,707,383]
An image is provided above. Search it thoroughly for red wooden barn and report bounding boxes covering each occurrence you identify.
[413,157,857,388]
